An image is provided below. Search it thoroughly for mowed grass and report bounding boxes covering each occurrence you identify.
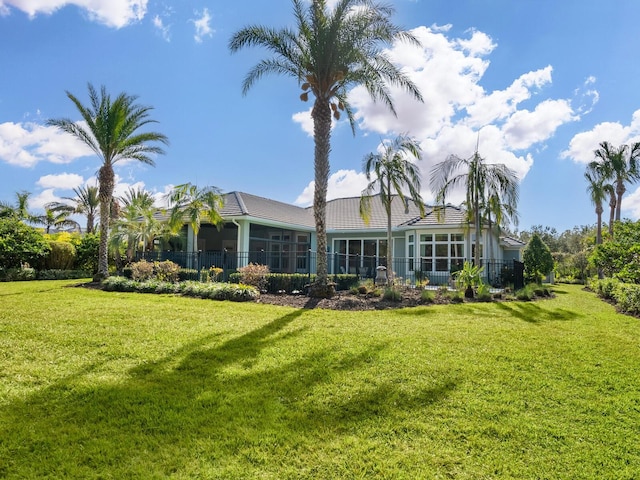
[0,281,639,479]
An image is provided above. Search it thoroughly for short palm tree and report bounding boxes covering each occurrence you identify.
[359,135,425,285]
[166,183,224,253]
[230,0,423,297]
[594,141,640,222]
[47,84,168,279]
[112,187,159,261]
[431,150,519,266]
[34,204,81,234]
[0,191,36,222]
[48,184,100,234]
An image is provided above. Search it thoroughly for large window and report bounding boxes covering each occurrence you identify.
[248,225,309,273]
[415,232,465,272]
[333,238,387,276]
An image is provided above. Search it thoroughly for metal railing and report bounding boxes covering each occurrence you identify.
[136,250,523,288]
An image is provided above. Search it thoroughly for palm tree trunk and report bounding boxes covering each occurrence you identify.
[386,183,393,287]
[309,99,332,297]
[596,205,603,279]
[96,164,114,280]
[615,180,624,222]
[608,192,616,237]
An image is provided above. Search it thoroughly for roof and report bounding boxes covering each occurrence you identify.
[500,236,526,249]
[156,191,471,231]
[222,192,315,228]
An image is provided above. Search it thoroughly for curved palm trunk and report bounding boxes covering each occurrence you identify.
[96,164,115,280]
[309,99,332,297]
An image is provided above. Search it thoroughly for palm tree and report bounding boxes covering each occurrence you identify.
[586,159,616,240]
[34,204,81,234]
[431,150,519,266]
[47,84,168,279]
[166,183,224,253]
[359,135,425,285]
[594,141,640,222]
[47,184,100,234]
[230,0,423,297]
[482,184,519,263]
[0,191,36,222]
[112,187,159,261]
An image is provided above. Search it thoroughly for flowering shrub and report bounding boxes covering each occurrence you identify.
[154,260,180,283]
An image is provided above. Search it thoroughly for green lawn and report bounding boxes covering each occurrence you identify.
[0,280,638,479]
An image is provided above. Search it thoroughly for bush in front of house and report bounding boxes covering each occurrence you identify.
[101,276,258,302]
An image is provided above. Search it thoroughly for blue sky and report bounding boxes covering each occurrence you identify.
[1,0,640,234]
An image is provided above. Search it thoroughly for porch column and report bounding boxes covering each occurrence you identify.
[236,220,250,268]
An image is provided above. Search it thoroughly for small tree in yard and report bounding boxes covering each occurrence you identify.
[523,233,554,284]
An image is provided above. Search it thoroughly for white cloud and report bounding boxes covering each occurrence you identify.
[294,169,369,206]
[30,188,61,211]
[561,109,640,164]
[0,121,94,167]
[0,0,147,28]
[153,14,170,42]
[623,186,640,220]
[192,8,213,43]
[37,173,84,189]
[293,24,587,204]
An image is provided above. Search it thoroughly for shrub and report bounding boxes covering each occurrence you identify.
[154,260,180,283]
[448,291,464,303]
[0,266,37,281]
[515,285,534,301]
[130,260,154,281]
[594,278,620,300]
[420,289,435,303]
[238,263,270,291]
[333,274,359,291]
[383,287,402,302]
[36,269,91,280]
[0,218,50,269]
[45,241,76,270]
[73,232,99,273]
[178,269,199,282]
[613,283,640,316]
[476,283,493,302]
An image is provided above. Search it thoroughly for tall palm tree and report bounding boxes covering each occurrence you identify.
[359,135,425,285]
[34,204,81,234]
[230,0,423,297]
[431,151,519,266]
[166,183,224,253]
[594,141,640,222]
[482,182,519,263]
[47,84,168,279]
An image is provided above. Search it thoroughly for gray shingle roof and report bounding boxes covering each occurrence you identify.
[500,236,526,249]
[154,191,470,231]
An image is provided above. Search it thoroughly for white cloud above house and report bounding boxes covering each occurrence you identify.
[36,172,84,189]
[292,24,589,204]
[191,7,213,43]
[295,169,369,206]
[0,0,148,28]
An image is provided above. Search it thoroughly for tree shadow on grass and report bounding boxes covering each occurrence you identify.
[0,308,458,478]
[494,301,582,323]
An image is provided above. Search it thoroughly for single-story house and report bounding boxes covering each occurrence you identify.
[152,191,524,286]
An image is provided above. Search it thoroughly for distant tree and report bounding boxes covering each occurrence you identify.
[585,162,613,246]
[47,83,168,279]
[359,135,425,285]
[523,233,554,284]
[591,220,640,284]
[0,191,36,223]
[230,0,423,297]
[33,205,81,234]
[593,141,640,222]
[166,183,224,252]
[49,185,100,234]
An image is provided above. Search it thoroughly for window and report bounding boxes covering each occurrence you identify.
[332,238,387,275]
[417,232,466,273]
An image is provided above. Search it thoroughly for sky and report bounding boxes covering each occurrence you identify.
[1,0,640,234]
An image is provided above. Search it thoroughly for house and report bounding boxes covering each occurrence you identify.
[153,191,524,286]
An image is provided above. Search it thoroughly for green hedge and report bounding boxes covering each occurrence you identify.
[592,278,640,316]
